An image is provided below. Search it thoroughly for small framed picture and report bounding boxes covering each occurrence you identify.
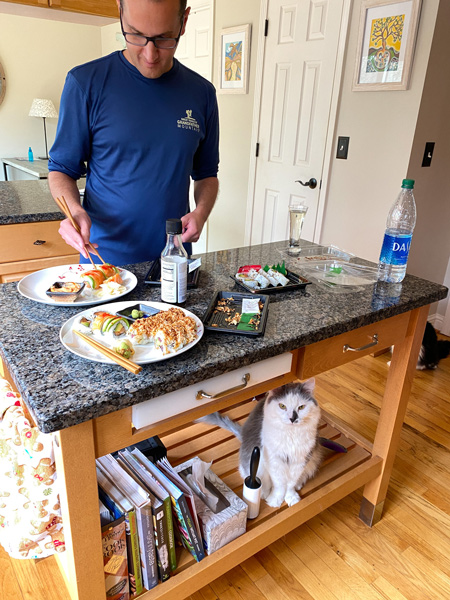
[218,24,251,94]
[353,0,422,91]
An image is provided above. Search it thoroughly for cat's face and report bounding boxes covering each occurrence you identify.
[265,380,318,426]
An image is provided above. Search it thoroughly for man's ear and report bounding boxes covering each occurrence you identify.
[180,6,191,37]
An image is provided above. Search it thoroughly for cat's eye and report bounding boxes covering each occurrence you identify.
[298,404,305,410]
[279,403,287,410]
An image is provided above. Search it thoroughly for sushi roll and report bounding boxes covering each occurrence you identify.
[80,268,105,290]
[100,316,129,339]
[97,263,119,279]
[113,340,135,360]
[266,268,289,286]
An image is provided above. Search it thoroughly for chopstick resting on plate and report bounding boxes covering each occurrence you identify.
[73,330,142,374]
[55,196,107,266]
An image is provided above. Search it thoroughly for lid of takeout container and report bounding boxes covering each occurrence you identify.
[202,291,269,336]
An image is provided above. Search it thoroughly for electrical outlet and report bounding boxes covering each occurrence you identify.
[422,142,435,167]
[336,136,349,159]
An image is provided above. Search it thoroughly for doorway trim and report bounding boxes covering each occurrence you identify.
[244,0,353,246]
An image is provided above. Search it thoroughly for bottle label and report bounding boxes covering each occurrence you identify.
[379,233,412,266]
[161,258,187,303]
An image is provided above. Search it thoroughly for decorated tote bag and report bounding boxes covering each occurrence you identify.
[0,375,65,559]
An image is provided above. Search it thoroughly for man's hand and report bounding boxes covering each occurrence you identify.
[181,210,205,243]
[58,209,96,259]
[181,177,219,244]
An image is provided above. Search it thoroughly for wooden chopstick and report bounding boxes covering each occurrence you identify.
[56,196,107,266]
[73,330,142,374]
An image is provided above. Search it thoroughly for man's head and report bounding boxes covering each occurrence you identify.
[118,0,189,79]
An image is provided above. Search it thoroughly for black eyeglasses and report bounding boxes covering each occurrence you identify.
[120,13,183,49]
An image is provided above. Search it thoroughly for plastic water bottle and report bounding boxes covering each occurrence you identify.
[28,147,34,162]
[377,179,416,283]
[161,218,188,305]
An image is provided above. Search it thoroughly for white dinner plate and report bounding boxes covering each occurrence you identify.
[60,300,204,364]
[17,264,138,306]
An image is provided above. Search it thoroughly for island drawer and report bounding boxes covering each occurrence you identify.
[0,221,74,263]
[132,352,295,430]
[296,312,410,378]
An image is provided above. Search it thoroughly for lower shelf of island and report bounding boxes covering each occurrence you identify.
[124,397,383,600]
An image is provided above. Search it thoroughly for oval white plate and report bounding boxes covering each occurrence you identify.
[60,300,204,364]
[17,264,137,306]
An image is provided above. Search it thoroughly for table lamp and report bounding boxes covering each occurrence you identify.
[28,98,58,160]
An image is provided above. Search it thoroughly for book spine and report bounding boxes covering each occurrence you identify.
[135,505,158,591]
[177,495,205,562]
[102,516,130,600]
[152,504,170,582]
[163,497,177,571]
[126,509,143,597]
[99,487,123,521]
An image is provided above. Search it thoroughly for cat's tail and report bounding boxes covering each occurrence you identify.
[196,412,243,442]
[438,340,450,360]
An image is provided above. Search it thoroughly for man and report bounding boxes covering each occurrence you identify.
[48,0,219,265]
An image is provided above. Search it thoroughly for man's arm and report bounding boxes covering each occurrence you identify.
[48,171,95,259]
[181,177,219,244]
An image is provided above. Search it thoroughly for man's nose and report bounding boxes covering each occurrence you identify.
[142,41,159,60]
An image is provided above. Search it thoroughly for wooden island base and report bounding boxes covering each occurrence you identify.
[49,304,428,600]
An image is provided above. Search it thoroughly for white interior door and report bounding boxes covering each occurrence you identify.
[249,0,345,246]
[177,1,213,254]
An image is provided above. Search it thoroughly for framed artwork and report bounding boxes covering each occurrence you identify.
[218,24,251,94]
[353,0,422,91]
[0,62,6,106]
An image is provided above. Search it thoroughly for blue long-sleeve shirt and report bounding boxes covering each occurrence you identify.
[49,52,219,265]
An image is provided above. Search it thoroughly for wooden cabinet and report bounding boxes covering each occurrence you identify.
[2,0,118,19]
[0,221,78,283]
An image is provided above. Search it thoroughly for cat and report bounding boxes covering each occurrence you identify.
[199,379,323,508]
[417,322,450,370]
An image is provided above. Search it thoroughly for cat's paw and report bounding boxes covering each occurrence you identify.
[261,486,271,500]
[265,491,284,508]
[285,490,301,506]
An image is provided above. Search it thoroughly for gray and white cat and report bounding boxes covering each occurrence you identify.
[200,379,323,508]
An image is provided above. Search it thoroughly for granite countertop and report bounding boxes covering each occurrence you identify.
[0,179,85,225]
[0,241,447,433]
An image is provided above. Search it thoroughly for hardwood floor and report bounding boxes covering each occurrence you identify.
[2,338,450,600]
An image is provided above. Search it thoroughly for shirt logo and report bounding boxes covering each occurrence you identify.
[177,109,200,133]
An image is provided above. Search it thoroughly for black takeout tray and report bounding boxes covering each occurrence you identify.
[115,303,161,322]
[231,268,311,294]
[145,258,200,288]
[202,291,269,336]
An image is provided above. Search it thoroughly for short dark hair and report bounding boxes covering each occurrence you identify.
[120,0,187,19]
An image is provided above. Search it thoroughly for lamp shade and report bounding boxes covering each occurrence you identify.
[28,98,58,119]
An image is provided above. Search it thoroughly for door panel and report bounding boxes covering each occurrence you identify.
[251,0,344,247]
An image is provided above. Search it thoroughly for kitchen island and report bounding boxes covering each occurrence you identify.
[0,241,447,600]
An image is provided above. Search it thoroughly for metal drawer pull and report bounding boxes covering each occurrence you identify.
[196,373,250,400]
[343,333,378,353]
[33,239,46,245]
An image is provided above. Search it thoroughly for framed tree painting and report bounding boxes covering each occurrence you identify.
[353,0,422,91]
[218,24,251,94]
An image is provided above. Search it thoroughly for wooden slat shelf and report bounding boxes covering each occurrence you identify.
[127,399,382,599]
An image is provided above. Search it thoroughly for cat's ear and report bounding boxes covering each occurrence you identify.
[301,378,315,395]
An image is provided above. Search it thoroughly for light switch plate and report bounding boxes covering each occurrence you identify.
[422,142,435,167]
[336,136,350,159]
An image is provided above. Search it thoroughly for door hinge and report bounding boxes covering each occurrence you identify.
[264,19,269,37]
[256,143,260,157]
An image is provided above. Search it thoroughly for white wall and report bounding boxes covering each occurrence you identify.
[0,3,114,179]
[209,0,261,252]
[319,0,439,264]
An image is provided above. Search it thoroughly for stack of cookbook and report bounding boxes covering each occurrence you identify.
[96,449,205,599]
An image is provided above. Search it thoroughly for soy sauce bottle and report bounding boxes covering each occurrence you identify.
[161,218,188,305]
